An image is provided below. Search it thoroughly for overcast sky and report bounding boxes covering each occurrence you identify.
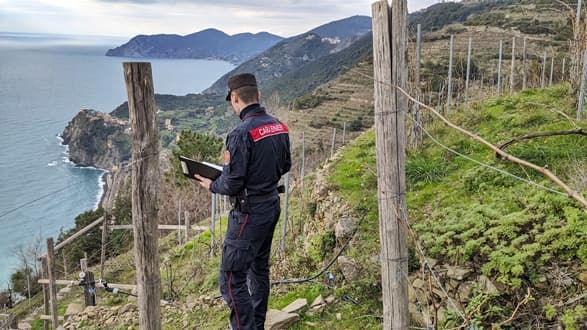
[0,0,441,39]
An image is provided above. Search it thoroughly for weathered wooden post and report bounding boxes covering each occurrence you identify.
[41,258,49,330]
[210,194,217,257]
[100,216,108,281]
[497,39,503,94]
[541,51,547,89]
[184,210,190,243]
[447,34,454,109]
[123,62,162,330]
[280,172,290,252]
[372,0,409,328]
[46,238,58,329]
[510,37,516,94]
[465,36,472,106]
[80,258,96,307]
[522,37,528,90]
[177,199,182,246]
[577,51,587,120]
[549,56,554,87]
[330,127,336,158]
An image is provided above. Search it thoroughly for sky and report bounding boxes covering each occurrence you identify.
[0,0,440,39]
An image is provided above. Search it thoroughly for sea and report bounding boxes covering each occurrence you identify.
[0,32,234,286]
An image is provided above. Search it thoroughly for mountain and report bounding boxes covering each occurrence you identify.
[202,15,372,95]
[105,29,283,64]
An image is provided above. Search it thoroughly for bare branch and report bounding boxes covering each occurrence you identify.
[498,127,586,150]
[491,288,532,330]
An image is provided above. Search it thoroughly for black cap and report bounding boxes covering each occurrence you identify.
[225,73,257,101]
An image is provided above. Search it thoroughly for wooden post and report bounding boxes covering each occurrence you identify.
[177,199,182,246]
[510,37,516,94]
[342,122,346,145]
[497,39,503,94]
[541,51,547,89]
[549,56,554,87]
[62,253,68,279]
[210,194,216,257]
[46,238,58,329]
[577,50,587,120]
[562,57,567,82]
[300,132,305,190]
[522,37,528,90]
[280,172,290,252]
[330,127,336,158]
[465,36,472,106]
[100,216,108,281]
[447,34,454,110]
[371,1,409,328]
[413,23,423,144]
[41,258,49,330]
[123,62,162,330]
[184,211,190,243]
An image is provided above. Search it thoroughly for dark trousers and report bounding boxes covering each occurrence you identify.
[219,197,280,330]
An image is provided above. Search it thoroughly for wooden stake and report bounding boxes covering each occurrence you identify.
[123,62,162,330]
[522,37,527,90]
[510,37,516,95]
[447,34,454,109]
[100,216,108,281]
[465,36,472,106]
[497,39,503,94]
[46,238,58,329]
[372,1,409,328]
[41,258,49,330]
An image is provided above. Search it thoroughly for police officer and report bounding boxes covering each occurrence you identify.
[196,73,291,330]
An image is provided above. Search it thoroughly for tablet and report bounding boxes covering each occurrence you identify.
[178,155,222,181]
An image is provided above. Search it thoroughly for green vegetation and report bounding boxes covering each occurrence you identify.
[323,84,586,328]
[169,130,223,186]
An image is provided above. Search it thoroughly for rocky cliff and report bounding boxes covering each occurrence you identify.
[61,109,131,170]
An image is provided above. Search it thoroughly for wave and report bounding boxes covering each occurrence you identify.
[47,161,58,167]
[94,171,107,210]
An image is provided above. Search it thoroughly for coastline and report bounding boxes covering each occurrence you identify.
[59,135,109,210]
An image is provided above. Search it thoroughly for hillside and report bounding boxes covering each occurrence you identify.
[203,15,372,96]
[106,29,283,64]
[26,85,586,330]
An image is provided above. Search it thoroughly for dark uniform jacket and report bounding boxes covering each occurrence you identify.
[210,103,291,201]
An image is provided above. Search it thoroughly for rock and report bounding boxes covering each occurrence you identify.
[282,298,308,314]
[60,109,130,170]
[17,322,31,329]
[336,313,342,321]
[264,309,299,329]
[118,303,137,315]
[65,303,84,319]
[310,295,325,308]
[408,284,416,303]
[478,275,499,294]
[578,272,587,285]
[446,265,471,280]
[425,258,438,269]
[409,303,426,327]
[335,216,356,242]
[337,256,362,281]
[84,305,98,318]
[305,321,318,327]
[325,295,335,304]
[59,287,72,294]
[412,278,427,290]
[456,283,472,302]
